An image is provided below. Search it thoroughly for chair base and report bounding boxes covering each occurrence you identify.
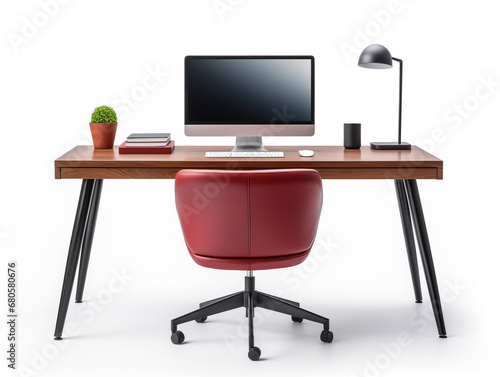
[171,275,333,360]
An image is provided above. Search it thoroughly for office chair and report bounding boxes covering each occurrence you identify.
[171,169,333,360]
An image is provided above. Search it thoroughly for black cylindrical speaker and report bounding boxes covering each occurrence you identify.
[344,123,361,149]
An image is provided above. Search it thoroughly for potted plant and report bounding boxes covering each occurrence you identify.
[89,105,118,149]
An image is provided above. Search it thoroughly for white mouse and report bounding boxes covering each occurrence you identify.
[298,149,314,157]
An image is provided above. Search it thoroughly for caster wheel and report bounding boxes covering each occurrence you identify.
[248,347,261,361]
[291,316,303,323]
[195,317,207,323]
[171,331,185,344]
[320,330,334,343]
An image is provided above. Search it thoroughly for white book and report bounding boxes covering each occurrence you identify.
[126,137,170,143]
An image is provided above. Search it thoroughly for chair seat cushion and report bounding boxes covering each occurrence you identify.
[189,249,310,271]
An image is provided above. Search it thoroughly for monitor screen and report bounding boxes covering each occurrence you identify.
[185,56,314,136]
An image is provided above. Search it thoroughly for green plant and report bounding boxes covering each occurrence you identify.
[91,105,117,123]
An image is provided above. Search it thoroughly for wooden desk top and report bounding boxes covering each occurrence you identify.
[55,145,443,180]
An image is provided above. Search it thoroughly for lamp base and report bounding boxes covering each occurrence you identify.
[370,142,411,150]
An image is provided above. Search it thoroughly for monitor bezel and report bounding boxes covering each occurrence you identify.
[184,55,315,128]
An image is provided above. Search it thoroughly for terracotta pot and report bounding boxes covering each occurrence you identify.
[89,122,117,149]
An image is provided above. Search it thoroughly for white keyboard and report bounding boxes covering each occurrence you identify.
[205,151,285,158]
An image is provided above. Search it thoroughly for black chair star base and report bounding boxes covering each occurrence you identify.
[171,274,333,361]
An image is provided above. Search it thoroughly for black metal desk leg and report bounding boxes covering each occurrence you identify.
[75,179,103,303]
[394,180,423,303]
[404,179,447,338]
[54,179,95,340]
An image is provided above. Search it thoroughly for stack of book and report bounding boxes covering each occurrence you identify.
[119,133,175,154]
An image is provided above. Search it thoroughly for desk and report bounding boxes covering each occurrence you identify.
[53,145,446,339]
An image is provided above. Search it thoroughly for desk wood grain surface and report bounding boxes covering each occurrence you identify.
[55,145,443,180]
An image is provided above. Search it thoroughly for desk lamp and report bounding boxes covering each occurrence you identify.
[358,44,411,150]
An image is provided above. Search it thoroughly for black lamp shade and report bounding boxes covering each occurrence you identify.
[358,44,393,69]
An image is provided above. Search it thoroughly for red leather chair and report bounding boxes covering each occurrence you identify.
[171,169,333,360]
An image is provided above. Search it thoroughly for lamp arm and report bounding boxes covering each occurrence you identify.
[392,57,402,144]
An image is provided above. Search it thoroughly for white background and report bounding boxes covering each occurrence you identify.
[1,0,499,376]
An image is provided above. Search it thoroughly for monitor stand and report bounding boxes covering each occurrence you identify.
[231,136,268,152]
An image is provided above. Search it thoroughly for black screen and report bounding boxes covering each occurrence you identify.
[185,56,314,124]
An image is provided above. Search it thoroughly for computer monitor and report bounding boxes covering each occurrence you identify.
[185,56,314,151]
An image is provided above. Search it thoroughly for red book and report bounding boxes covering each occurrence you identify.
[119,140,175,154]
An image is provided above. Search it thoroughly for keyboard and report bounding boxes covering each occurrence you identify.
[205,151,285,158]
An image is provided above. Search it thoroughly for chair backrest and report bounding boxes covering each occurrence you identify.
[175,169,323,266]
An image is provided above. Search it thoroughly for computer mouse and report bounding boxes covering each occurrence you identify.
[299,149,314,157]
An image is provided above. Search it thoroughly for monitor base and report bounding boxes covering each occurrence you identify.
[232,136,268,152]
